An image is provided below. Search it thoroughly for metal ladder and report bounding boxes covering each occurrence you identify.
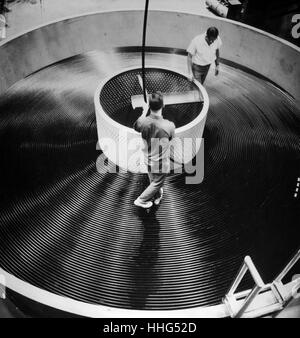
[223,248,300,318]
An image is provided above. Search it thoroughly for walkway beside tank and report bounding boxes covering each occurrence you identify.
[3,0,214,39]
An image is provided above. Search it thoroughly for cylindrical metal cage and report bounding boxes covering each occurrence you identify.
[94,66,209,173]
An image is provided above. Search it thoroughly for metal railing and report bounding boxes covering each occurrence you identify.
[223,248,300,318]
[275,248,300,283]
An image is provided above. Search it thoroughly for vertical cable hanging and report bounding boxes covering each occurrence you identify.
[142,0,149,102]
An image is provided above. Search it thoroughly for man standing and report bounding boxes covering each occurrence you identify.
[133,92,175,209]
[187,26,222,84]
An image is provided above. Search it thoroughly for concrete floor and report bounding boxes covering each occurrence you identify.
[3,0,213,38]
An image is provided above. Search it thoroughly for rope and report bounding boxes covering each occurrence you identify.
[142,0,149,102]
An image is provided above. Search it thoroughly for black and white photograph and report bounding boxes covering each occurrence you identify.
[0,0,299,322]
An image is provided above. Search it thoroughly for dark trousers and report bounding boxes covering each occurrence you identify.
[192,63,211,84]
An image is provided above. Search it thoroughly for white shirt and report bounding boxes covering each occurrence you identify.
[187,34,222,66]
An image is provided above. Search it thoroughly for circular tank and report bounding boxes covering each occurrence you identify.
[0,10,299,317]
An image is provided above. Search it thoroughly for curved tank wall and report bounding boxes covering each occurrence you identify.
[0,9,299,318]
[0,10,299,100]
